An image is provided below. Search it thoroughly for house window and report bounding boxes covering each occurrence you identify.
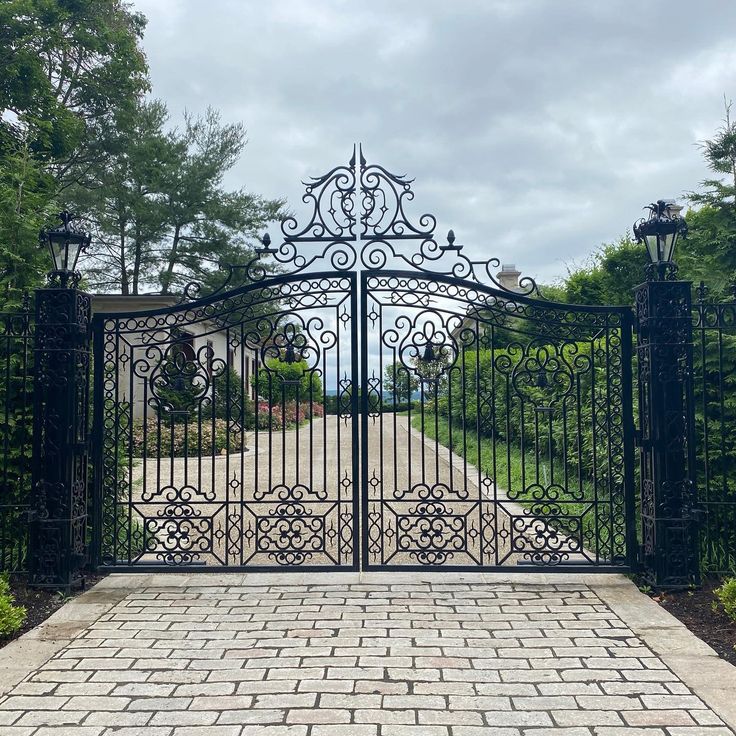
[206,339,214,377]
[228,347,235,370]
[177,330,195,362]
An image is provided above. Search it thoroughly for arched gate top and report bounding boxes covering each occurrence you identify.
[198,145,543,300]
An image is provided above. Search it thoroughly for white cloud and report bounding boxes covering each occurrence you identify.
[129,0,736,284]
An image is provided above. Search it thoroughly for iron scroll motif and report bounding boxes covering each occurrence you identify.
[185,145,543,299]
[361,271,634,570]
[95,273,358,570]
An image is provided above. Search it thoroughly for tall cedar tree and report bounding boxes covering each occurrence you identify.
[74,106,284,295]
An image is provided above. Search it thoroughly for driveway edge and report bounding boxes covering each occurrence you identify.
[0,576,135,697]
[590,574,736,731]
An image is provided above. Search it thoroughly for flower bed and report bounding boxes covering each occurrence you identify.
[129,402,324,457]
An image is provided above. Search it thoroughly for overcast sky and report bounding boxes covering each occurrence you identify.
[131,0,736,285]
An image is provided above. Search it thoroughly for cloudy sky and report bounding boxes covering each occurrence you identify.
[131,0,736,285]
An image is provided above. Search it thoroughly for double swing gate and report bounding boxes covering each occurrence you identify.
[92,147,636,573]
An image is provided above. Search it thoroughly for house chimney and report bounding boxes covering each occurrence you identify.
[496,263,522,292]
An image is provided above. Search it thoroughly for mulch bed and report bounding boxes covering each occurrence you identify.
[652,578,736,667]
[0,571,106,650]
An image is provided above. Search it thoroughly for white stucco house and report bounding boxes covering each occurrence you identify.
[92,294,259,421]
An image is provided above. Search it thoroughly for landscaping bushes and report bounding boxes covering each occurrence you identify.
[437,339,624,497]
[129,401,325,457]
[715,578,736,621]
[693,328,736,574]
[252,357,323,405]
[0,574,25,637]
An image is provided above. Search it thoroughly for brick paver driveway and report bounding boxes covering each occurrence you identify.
[1,573,735,735]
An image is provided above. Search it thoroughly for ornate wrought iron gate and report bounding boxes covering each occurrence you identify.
[93,273,359,570]
[92,146,636,572]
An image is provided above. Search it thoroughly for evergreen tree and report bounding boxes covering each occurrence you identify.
[0,0,149,299]
[383,361,419,403]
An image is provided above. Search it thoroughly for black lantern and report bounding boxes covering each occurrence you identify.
[39,211,91,287]
[633,200,687,279]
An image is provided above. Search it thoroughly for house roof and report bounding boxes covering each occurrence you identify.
[91,294,179,315]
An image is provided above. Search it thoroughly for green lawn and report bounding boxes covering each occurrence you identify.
[410,410,619,559]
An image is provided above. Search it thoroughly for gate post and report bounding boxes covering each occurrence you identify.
[634,278,699,588]
[29,213,92,590]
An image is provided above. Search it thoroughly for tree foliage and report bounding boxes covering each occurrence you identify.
[72,104,285,294]
[0,0,149,300]
[0,2,284,299]
[0,0,149,178]
[563,236,648,306]
[253,358,323,406]
[383,361,419,403]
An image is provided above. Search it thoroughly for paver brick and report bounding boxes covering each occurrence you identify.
[254,693,316,709]
[311,726,377,736]
[552,710,624,726]
[623,709,696,726]
[97,728,169,736]
[0,696,70,710]
[33,728,104,736]
[171,729,240,736]
[150,710,219,726]
[128,696,193,710]
[383,694,446,709]
[217,708,284,724]
[354,708,416,724]
[15,711,88,726]
[85,711,152,726]
[286,708,350,724]
[418,708,484,725]
[453,729,522,736]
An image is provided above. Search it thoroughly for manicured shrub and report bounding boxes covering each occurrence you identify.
[252,358,323,405]
[715,577,736,621]
[130,418,243,457]
[0,574,26,637]
[129,402,324,457]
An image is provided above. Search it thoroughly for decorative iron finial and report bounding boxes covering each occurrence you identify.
[256,231,276,257]
[440,227,462,253]
[696,281,708,303]
[179,147,543,300]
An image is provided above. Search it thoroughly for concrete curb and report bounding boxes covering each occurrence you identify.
[0,580,130,697]
[590,574,736,732]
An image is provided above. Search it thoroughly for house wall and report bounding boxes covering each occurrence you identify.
[92,296,258,422]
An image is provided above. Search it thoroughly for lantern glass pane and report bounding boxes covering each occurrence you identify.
[662,231,677,262]
[67,241,82,272]
[49,238,66,271]
[645,233,659,262]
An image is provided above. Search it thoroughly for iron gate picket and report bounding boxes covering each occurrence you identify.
[92,146,636,572]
